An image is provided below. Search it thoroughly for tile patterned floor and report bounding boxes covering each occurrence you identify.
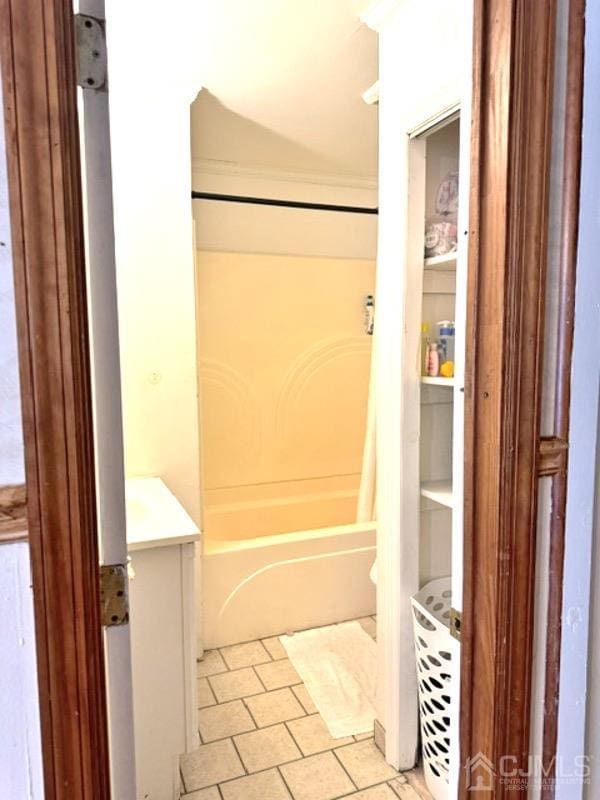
[181,617,433,800]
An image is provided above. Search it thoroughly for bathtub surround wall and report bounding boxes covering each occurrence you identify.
[194,153,379,644]
[196,249,376,540]
[194,164,378,540]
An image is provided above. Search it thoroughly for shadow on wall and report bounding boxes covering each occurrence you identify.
[191,89,355,176]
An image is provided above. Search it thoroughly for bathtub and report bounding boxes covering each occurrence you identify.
[201,521,376,649]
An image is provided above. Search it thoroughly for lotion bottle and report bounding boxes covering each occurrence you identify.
[427,342,440,377]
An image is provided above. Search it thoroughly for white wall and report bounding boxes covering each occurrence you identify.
[0,67,44,800]
[557,1,600,797]
[105,2,205,523]
[0,544,44,800]
[193,192,377,260]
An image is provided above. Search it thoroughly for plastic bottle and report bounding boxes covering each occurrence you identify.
[437,321,455,363]
[420,323,430,376]
[426,342,440,377]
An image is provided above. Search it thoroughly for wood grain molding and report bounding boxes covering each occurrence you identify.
[0,483,27,541]
[538,437,569,477]
[0,1,110,798]
[460,0,557,795]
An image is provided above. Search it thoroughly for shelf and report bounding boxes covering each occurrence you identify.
[421,376,455,387]
[424,252,457,271]
[420,480,454,509]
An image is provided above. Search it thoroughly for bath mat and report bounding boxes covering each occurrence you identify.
[279,621,377,738]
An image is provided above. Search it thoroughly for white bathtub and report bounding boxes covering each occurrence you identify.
[201,521,376,649]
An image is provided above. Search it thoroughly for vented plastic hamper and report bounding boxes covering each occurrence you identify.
[411,577,453,800]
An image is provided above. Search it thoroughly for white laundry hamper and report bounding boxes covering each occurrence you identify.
[411,577,453,800]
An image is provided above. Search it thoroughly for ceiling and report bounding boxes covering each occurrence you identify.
[191,0,378,182]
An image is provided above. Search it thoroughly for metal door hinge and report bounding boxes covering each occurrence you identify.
[450,607,461,642]
[74,14,107,90]
[100,564,129,627]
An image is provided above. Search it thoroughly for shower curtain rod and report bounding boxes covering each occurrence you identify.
[191,190,378,215]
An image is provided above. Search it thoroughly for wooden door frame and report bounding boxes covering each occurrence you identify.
[460,0,585,796]
[0,1,584,798]
[460,0,557,788]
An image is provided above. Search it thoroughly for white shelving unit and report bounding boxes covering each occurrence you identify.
[414,113,468,799]
[419,117,461,542]
[421,376,455,387]
[420,479,453,508]
[424,252,457,270]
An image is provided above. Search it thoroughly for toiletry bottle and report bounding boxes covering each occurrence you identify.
[420,323,430,376]
[427,342,440,377]
[437,321,455,378]
[437,321,455,363]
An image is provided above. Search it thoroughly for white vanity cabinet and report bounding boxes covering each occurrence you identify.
[126,477,200,800]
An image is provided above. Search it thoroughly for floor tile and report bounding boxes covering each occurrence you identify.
[388,776,423,799]
[181,787,221,800]
[255,658,300,690]
[357,617,377,639]
[221,640,271,670]
[181,739,245,792]
[292,684,318,714]
[234,724,301,773]
[198,699,255,743]
[209,667,264,703]
[286,714,354,756]
[197,677,217,709]
[197,650,228,678]
[354,731,374,742]
[245,687,305,727]
[395,771,433,800]
[220,768,292,800]
[262,636,288,660]
[346,785,399,799]
[280,751,355,800]
[335,740,399,790]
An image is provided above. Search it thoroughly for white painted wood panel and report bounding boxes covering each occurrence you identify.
[75,2,136,796]
[128,542,199,799]
[0,544,44,799]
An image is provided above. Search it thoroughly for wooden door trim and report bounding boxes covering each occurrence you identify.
[0,1,110,798]
[460,0,559,795]
[0,483,27,541]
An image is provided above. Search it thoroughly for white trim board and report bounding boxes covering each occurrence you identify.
[192,159,378,208]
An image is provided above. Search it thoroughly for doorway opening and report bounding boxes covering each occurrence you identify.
[0,0,577,799]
